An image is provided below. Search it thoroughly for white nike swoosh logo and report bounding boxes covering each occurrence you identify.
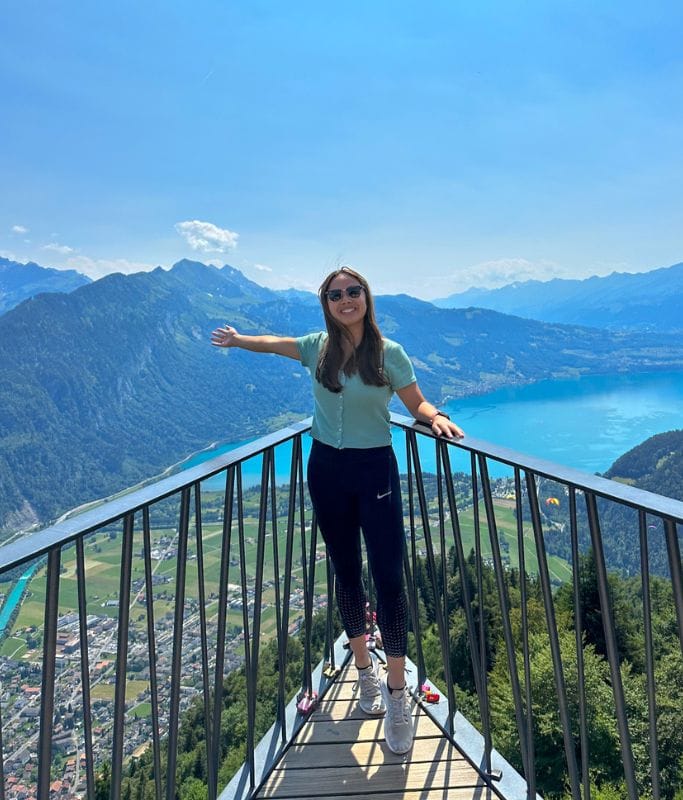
[377,490,392,499]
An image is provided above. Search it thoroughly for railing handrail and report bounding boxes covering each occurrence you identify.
[3,413,682,573]
[391,412,683,520]
[0,418,314,572]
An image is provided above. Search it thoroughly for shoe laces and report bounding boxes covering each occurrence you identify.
[387,687,410,725]
[358,666,380,696]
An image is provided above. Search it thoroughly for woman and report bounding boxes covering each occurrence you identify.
[211,266,464,754]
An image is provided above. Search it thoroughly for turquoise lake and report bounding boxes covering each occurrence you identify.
[183,370,683,488]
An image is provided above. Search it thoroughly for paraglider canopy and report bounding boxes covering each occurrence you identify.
[545,497,560,507]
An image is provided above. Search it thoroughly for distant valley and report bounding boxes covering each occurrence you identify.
[2,258,683,534]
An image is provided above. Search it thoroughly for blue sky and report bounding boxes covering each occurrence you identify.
[1,1,682,298]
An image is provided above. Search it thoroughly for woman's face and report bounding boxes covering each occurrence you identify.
[325,272,368,332]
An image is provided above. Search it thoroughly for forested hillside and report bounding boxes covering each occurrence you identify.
[106,553,683,800]
[3,259,683,533]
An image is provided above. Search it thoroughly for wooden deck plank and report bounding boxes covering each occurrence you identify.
[278,736,464,769]
[295,711,442,745]
[254,657,499,800]
[258,760,487,798]
[296,791,494,800]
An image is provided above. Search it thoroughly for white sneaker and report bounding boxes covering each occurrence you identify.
[381,677,413,754]
[356,660,386,716]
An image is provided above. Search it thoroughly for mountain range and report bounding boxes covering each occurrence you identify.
[435,261,683,332]
[2,258,683,534]
[0,256,91,315]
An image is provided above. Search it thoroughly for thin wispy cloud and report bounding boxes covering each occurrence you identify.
[11,224,29,234]
[43,242,74,255]
[175,220,239,253]
[253,263,272,272]
[461,258,565,288]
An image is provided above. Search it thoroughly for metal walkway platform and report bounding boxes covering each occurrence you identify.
[254,658,500,800]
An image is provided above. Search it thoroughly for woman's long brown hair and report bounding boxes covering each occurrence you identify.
[316,266,388,393]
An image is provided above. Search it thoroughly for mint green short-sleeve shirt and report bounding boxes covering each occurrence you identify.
[296,331,416,449]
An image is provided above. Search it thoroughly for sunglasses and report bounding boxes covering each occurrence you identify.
[325,284,364,302]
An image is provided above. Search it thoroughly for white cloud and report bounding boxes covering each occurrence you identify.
[253,263,272,272]
[64,256,157,279]
[43,242,74,255]
[11,224,29,234]
[175,220,239,253]
[459,258,566,289]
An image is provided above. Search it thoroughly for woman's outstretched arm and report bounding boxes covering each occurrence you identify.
[211,325,301,360]
[396,381,464,440]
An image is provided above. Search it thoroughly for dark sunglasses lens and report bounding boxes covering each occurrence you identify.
[327,290,343,302]
[347,286,362,298]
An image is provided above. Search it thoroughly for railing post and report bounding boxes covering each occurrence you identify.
[37,548,61,800]
[166,487,191,800]
[406,430,456,731]
[640,511,661,800]
[471,451,493,774]
[569,488,590,800]
[209,466,236,798]
[76,537,96,800]
[478,455,527,776]
[584,492,638,800]
[194,480,216,797]
[526,471,581,800]
[110,513,135,800]
[515,469,536,799]
[142,505,163,800]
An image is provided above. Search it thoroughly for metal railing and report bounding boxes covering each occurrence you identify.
[0,415,681,800]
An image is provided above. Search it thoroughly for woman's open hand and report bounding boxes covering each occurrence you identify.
[431,415,464,440]
[211,325,239,348]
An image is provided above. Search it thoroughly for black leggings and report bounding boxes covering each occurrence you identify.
[306,439,408,658]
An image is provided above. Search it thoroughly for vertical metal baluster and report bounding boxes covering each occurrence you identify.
[279,437,300,716]
[436,441,456,717]
[514,469,535,799]
[236,464,257,787]
[193,481,215,795]
[38,547,61,800]
[471,452,492,773]
[584,491,637,800]
[75,537,95,800]
[303,513,319,690]
[439,443,484,704]
[142,506,163,800]
[639,511,660,800]
[166,488,191,800]
[324,554,336,671]
[526,470,580,800]
[569,488,589,800]
[478,455,527,774]
[408,432,455,729]
[210,466,235,797]
[248,451,271,766]
[269,451,288,737]
[110,515,134,800]
[403,431,426,686]
[663,519,683,659]
[299,449,314,696]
